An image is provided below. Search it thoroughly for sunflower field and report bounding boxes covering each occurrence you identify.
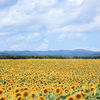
[0,59,100,100]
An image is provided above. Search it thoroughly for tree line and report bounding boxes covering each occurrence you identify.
[0,55,100,59]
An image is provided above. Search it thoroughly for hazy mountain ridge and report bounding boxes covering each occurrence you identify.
[0,49,100,57]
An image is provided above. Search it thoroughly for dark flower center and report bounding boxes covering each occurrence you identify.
[16,93,21,97]
[15,90,19,92]
[24,92,28,97]
[91,88,94,91]
[68,97,74,100]
[44,89,47,93]
[0,90,2,94]
[32,94,35,97]
[0,97,4,100]
[77,94,81,98]
[18,97,22,100]
[56,89,60,93]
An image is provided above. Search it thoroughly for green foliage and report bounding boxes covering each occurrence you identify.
[0,55,100,59]
[0,55,69,59]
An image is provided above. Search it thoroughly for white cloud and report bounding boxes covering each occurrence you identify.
[44,39,49,43]
[33,33,40,37]
[45,7,81,30]
[70,47,89,50]
[27,33,39,39]
[58,33,83,41]
[90,47,100,51]
[70,47,100,51]
[50,14,100,34]
[68,33,83,39]
[6,33,42,46]
[35,0,57,11]
[7,35,25,42]
[58,34,67,41]
[27,33,40,42]
[35,43,49,51]
[0,0,100,51]
[11,44,19,50]
[75,33,83,37]
[0,0,99,37]
[68,0,83,6]
[0,0,36,29]
[0,0,81,34]
[16,35,25,40]
[11,43,27,51]
[0,32,10,35]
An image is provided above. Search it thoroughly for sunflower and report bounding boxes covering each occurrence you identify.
[42,86,46,89]
[35,87,39,91]
[7,86,12,91]
[55,87,62,95]
[32,88,36,92]
[16,84,20,87]
[22,90,29,98]
[48,86,53,92]
[10,82,13,86]
[80,92,87,98]
[23,82,27,86]
[15,92,22,98]
[38,86,41,89]
[30,91,36,99]
[74,93,83,99]
[22,87,29,91]
[38,96,46,100]
[22,82,25,86]
[67,96,75,100]
[55,83,58,87]
[90,86,95,92]
[14,87,20,94]
[64,86,69,89]
[12,85,14,89]
[0,82,3,87]
[16,96,23,100]
[71,86,75,90]
[43,88,48,94]
[1,87,5,91]
[64,88,69,92]
[0,95,6,100]
[60,84,64,88]
[0,89,4,96]
[35,80,38,83]
[42,79,47,84]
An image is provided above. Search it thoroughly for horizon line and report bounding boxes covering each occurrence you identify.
[0,49,100,52]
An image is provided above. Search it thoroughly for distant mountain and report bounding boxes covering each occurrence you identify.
[2,50,37,56]
[91,53,100,57]
[0,49,100,57]
[0,52,9,56]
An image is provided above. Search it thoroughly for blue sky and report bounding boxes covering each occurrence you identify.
[0,0,100,51]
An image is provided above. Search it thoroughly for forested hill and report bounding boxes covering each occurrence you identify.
[0,49,100,58]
